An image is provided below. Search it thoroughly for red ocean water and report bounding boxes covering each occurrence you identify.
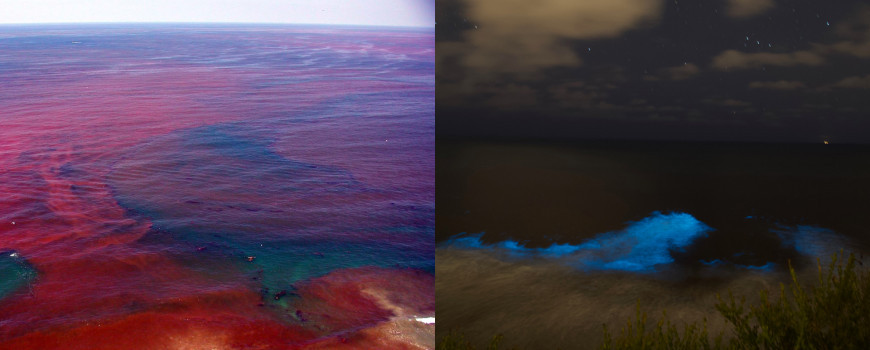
[0,24,434,349]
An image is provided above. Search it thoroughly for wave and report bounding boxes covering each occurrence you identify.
[441,211,853,273]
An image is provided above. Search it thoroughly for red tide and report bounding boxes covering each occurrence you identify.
[0,250,232,338]
[291,267,435,333]
[0,27,434,348]
[289,267,435,349]
[2,300,317,350]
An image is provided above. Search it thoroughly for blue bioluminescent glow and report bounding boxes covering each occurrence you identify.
[569,212,711,271]
[775,225,853,259]
[442,211,713,273]
[443,211,855,274]
[700,259,775,271]
[442,233,585,257]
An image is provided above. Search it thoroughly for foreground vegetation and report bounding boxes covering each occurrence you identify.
[436,331,506,350]
[604,252,869,349]
[438,252,870,349]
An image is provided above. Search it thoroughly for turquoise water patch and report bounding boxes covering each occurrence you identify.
[154,224,434,297]
[109,119,434,300]
[0,251,36,300]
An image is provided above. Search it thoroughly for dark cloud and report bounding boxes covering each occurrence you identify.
[437,0,870,143]
[703,98,752,107]
[725,0,775,19]
[822,6,870,58]
[711,50,825,70]
[547,82,625,113]
[482,84,539,109]
[653,63,701,80]
[458,0,665,78]
[748,80,808,90]
[830,75,870,89]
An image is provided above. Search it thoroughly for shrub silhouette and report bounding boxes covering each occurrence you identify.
[437,330,506,350]
[436,252,868,349]
[602,252,869,349]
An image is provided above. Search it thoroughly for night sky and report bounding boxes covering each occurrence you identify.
[437,0,870,143]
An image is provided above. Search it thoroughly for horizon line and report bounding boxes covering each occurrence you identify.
[0,21,433,29]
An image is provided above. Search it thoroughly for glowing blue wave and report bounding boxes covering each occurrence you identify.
[443,212,712,273]
[443,211,853,274]
[700,259,775,271]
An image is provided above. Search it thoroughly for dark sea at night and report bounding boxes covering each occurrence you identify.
[0,24,434,349]
[436,139,870,349]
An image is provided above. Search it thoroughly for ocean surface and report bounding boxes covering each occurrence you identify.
[0,24,434,349]
[436,139,870,349]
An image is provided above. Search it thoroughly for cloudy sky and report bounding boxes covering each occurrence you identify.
[437,0,870,143]
[0,0,434,27]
